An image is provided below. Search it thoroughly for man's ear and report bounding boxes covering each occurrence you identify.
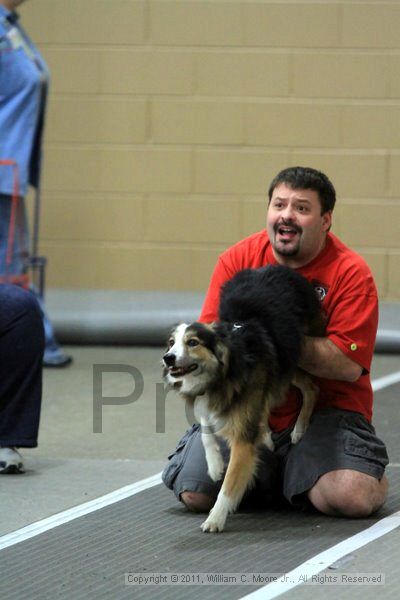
[322,210,332,232]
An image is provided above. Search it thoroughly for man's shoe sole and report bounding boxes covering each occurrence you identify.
[43,356,73,368]
[0,464,25,474]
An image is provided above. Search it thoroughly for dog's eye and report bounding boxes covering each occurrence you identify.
[168,338,174,347]
[187,338,199,347]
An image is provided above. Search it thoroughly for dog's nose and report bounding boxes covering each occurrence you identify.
[163,352,176,367]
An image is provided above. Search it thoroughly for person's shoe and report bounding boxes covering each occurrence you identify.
[43,352,73,368]
[0,447,25,474]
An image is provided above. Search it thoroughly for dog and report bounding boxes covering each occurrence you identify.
[163,265,325,533]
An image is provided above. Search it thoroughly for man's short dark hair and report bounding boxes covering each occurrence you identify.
[268,166,336,214]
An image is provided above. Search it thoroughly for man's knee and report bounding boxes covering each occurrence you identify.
[18,291,44,347]
[180,491,215,513]
[0,285,43,346]
[308,469,388,518]
[0,285,41,322]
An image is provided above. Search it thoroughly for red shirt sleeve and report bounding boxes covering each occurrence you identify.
[326,292,378,373]
[199,256,235,323]
[321,257,378,374]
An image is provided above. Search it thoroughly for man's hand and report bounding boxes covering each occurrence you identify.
[299,337,363,382]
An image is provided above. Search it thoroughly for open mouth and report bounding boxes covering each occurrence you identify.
[168,364,198,378]
[276,224,300,241]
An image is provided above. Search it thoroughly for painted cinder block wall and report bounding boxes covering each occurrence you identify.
[22,1,400,299]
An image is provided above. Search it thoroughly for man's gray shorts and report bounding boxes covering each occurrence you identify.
[162,408,389,508]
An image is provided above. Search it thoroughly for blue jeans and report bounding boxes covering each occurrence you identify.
[0,194,64,361]
[0,284,44,447]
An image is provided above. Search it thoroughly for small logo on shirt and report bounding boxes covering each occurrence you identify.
[312,280,329,302]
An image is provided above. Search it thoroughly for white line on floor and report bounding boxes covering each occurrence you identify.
[0,370,399,557]
[0,472,161,551]
[240,370,400,600]
[372,371,400,392]
[372,370,400,392]
[378,329,400,338]
[241,511,400,600]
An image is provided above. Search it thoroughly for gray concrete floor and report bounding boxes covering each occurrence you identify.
[0,347,399,537]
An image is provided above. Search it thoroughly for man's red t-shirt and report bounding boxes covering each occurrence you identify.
[199,230,378,432]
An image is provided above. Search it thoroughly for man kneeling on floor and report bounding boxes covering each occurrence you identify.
[162,166,389,518]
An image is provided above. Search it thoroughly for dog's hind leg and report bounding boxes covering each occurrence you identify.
[201,440,256,533]
[290,370,318,444]
[262,425,274,452]
[262,390,285,452]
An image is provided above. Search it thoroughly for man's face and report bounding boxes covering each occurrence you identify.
[266,183,332,268]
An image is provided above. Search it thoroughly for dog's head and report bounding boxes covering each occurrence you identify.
[162,322,228,396]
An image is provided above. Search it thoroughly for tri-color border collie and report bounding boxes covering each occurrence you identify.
[163,265,325,533]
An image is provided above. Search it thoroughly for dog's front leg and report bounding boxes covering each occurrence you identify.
[201,440,256,533]
[194,398,225,482]
[291,371,318,444]
[200,417,225,482]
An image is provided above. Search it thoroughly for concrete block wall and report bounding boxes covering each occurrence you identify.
[21,0,400,298]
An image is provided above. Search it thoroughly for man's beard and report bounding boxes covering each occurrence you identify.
[273,239,301,256]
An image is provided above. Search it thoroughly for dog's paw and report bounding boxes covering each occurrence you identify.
[201,492,230,532]
[290,430,304,445]
[201,516,225,533]
[207,453,224,482]
[263,432,275,452]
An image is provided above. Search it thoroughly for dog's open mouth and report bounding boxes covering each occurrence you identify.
[168,364,198,377]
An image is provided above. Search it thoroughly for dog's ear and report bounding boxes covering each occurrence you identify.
[206,322,229,370]
[216,340,229,371]
[207,322,226,338]
[165,324,178,348]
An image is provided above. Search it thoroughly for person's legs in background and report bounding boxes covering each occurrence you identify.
[33,289,72,367]
[0,194,72,367]
[0,284,44,473]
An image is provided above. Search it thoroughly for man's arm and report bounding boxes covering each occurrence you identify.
[299,336,363,382]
